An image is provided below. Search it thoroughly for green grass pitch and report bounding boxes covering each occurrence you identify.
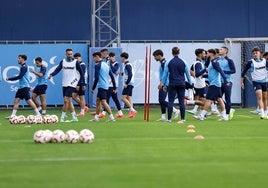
[0,107,268,188]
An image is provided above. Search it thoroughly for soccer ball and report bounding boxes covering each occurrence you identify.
[79,129,94,143]
[44,129,53,143]
[35,115,43,124]
[9,115,18,124]
[65,130,79,143]
[43,115,52,124]
[50,115,59,123]
[27,115,37,124]
[33,130,49,144]
[51,129,66,143]
[17,115,26,124]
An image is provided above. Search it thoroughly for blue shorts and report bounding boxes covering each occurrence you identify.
[194,88,206,98]
[253,81,267,92]
[74,85,86,96]
[122,85,134,96]
[33,84,47,95]
[15,87,31,100]
[97,88,108,100]
[206,85,222,101]
[62,87,75,97]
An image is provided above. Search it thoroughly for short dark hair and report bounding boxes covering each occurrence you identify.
[172,47,180,56]
[66,48,73,52]
[153,49,163,57]
[252,46,261,53]
[215,48,219,54]
[195,48,205,56]
[74,53,81,58]
[109,52,115,57]
[100,48,108,53]
[221,46,229,53]
[120,52,129,59]
[18,54,27,61]
[93,52,101,57]
[35,57,42,62]
[207,49,216,55]
[263,52,268,57]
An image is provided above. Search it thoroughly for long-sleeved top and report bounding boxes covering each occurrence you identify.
[77,61,87,86]
[123,61,134,86]
[109,60,120,87]
[8,63,30,88]
[218,56,236,83]
[36,65,47,85]
[50,58,85,88]
[92,60,116,90]
[208,58,227,87]
[193,59,206,88]
[241,58,268,83]
[162,56,192,87]
[159,58,166,83]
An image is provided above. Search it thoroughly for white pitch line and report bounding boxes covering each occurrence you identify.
[0,157,119,163]
[236,115,253,118]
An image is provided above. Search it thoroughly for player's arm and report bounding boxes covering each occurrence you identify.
[91,63,101,91]
[212,61,227,83]
[125,64,132,85]
[76,62,85,86]
[184,63,192,85]
[110,62,119,74]
[224,58,236,74]
[195,63,206,77]
[109,70,116,90]
[7,66,27,81]
[48,61,63,78]
[241,60,252,89]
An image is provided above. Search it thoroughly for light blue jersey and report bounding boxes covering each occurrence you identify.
[218,56,236,83]
[208,59,227,87]
[9,63,30,88]
[37,65,47,85]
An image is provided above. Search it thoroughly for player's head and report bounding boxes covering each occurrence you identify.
[262,52,268,60]
[65,48,73,60]
[100,48,109,58]
[35,57,43,67]
[109,52,116,62]
[74,52,82,61]
[92,52,102,62]
[18,54,27,64]
[153,49,164,61]
[172,47,180,56]
[207,49,216,59]
[195,48,206,59]
[219,46,228,56]
[120,52,129,63]
[214,48,220,57]
[252,46,261,59]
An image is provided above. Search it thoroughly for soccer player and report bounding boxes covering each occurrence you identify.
[218,46,236,120]
[120,52,137,118]
[90,52,116,122]
[99,52,124,118]
[72,52,88,116]
[186,48,207,115]
[6,54,41,117]
[162,47,192,123]
[100,48,109,63]
[48,48,85,122]
[241,47,268,119]
[153,49,180,121]
[194,49,228,121]
[31,57,48,115]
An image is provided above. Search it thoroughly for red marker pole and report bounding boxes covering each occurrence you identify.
[146,45,151,122]
[144,46,148,120]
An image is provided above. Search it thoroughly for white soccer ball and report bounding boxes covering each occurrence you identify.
[27,115,37,124]
[17,115,26,124]
[43,129,53,143]
[33,130,49,144]
[79,129,94,143]
[35,115,43,124]
[51,129,66,143]
[50,115,59,123]
[9,115,18,124]
[65,130,79,143]
[43,115,52,124]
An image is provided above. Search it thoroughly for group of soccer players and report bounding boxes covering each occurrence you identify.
[6,48,137,122]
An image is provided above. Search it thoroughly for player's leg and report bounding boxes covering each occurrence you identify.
[22,87,40,116]
[39,85,47,115]
[31,92,40,110]
[167,86,176,121]
[111,89,123,118]
[158,87,168,120]
[176,86,186,123]
[253,82,265,118]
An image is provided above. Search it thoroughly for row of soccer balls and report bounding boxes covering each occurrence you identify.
[10,115,59,124]
[34,129,94,144]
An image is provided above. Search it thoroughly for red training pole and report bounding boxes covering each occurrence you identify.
[146,45,151,121]
[144,46,148,120]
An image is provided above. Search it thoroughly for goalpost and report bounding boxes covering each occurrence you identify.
[224,37,268,107]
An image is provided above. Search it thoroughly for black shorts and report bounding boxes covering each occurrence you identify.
[206,85,222,101]
[62,87,75,97]
[74,85,86,96]
[253,81,267,92]
[15,87,31,100]
[33,84,47,95]
[97,88,108,100]
[195,87,206,98]
[122,85,134,96]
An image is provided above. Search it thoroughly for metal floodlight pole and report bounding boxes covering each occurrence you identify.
[91,0,96,47]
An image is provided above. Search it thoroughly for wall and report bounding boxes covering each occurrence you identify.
[1,0,268,41]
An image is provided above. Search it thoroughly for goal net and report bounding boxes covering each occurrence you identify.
[224,37,268,107]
